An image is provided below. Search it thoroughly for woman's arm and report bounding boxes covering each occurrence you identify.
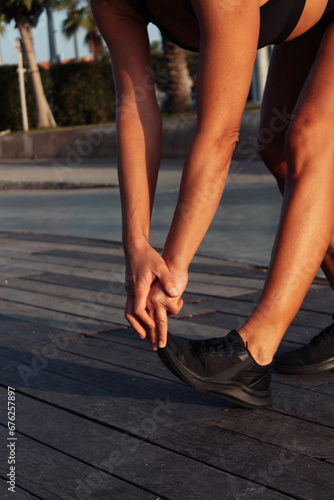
[163,0,260,271]
[148,0,261,347]
[91,0,160,246]
[91,0,181,340]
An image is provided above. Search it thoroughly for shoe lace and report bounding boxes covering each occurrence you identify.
[310,319,334,346]
[189,332,245,356]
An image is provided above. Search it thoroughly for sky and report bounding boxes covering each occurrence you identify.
[0,9,161,66]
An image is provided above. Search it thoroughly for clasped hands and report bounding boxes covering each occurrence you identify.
[125,243,188,350]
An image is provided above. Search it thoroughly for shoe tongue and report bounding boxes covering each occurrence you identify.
[226,330,246,347]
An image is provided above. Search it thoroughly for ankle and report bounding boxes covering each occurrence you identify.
[238,327,275,366]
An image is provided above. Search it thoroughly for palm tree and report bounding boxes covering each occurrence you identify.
[162,35,193,113]
[61,0,83,59]
[0,15,6,65]
[62,0,104,60]
[0,0,56,128]
[81,8,103,60]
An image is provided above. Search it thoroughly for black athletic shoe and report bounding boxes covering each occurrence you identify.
[157,330,273,408]
[275,320,334,374]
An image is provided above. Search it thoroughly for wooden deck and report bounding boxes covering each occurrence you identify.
[0,231,333,500]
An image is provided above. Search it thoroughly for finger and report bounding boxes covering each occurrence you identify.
[155,308,168,349]
[155,297,183,317]
[125,295,147,339]
[145,307,158,348]
[133,289,156,330]
[157,270,179,298]
[177,298,183,313]
[167,298,184,317]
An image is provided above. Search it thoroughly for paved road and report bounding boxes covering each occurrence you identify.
[0,158,282,266]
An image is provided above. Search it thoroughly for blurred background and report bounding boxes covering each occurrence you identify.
[0,0,271,132]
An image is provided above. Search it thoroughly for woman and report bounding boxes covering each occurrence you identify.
[91,0,334,407]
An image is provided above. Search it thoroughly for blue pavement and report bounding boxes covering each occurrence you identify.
[0,157,281,267]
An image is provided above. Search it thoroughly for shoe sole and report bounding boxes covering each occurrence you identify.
[158,347,272,409]
[275,357,334,375]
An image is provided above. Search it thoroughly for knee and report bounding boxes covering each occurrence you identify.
[257,131,284,169]
[257,120,286,182]
[285,116,333,181]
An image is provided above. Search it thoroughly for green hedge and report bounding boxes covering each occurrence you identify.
[0,60,117,131]
[49,61,116,127]
[0,65,36,131]
[0,53,198,132]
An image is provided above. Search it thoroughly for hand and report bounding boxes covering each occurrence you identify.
[146,269,189,350]
[124,243,180,341]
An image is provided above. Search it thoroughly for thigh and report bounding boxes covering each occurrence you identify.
[290,20,334,141]
[259,21,328,166]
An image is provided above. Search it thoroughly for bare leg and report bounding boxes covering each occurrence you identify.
[239,21,334,364]
[258,24,334,291]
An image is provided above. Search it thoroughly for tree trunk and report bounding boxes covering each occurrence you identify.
[88,33,104,61]
[17,18,56,128]
[74,33,79,60]
[94,34,104,61]
[162,36,193,113]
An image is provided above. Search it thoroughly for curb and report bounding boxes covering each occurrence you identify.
[0,112,260,162]
[0,181,118,190]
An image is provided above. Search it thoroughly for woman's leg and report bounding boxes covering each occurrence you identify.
[258,23,334,290]
[239,21,334,365]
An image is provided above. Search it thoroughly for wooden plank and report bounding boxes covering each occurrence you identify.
[189,258,269,279]
[0,479,39,499]
[211,406,334,458]
[0,287,127,327]
[0,314,70,344]
[309,383,334,397]
[299,287,334,314]
[169,317,230,338]
[184,289,332,320]
[0,234,125,257]
[188,271,266,289]
[12,252,125,272]
[180,309,333,340]
[271,367,334,390]
[0,427,161,500]
[272,383,334,427]
[182,292,257,313]
[0,230,121,249]
[33,248,126,264]
[21,271,127,296]
[185,281,255,298]
[3,277,127,307]
[0,299,118,334]
[0,316,124,346]
[0,265,45,282]
[0,256,125,282]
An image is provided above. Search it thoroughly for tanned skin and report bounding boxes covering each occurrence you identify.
[91,0,334,364]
